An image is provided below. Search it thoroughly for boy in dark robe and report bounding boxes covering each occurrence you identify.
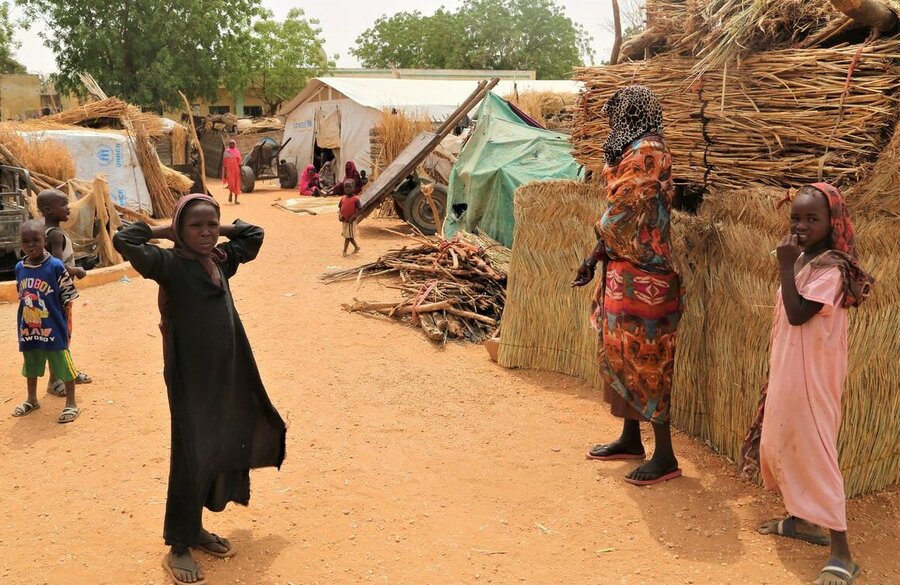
[114,194,286,585]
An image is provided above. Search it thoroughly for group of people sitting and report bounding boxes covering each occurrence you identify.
[299,160,368,198]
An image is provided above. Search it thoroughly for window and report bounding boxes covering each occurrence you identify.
[209,105,231,115]
[244,105,263,118]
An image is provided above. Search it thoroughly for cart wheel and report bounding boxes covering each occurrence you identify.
[240,165,255,193]
[403,183,447,235]
[278,162,299,189]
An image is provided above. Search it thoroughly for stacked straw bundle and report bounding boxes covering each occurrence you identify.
[369,110,434,177]
[498,180,605,388]
[572,40,900,191]
[171,125,188,166]
[503,91,579,131]
[37,98,167,137]
[501,178,900,496]
[0,131,76,184]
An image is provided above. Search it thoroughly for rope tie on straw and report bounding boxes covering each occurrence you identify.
[776,188,794,210]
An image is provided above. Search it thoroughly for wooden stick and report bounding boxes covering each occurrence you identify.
[179,91,208,196]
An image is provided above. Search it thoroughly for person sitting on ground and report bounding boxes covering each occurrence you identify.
[113,194,286,585]
[298,164,321,197]
[222,139,242,204]
[37,189,91,392]
[741,183,873,585]
[340,161,362,195]
[338,180,361,256]
[319,159,336,193]
[12,220,80,423]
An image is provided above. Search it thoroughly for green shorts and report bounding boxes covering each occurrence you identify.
[22,349,77,381]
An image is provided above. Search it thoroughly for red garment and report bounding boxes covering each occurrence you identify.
[222,147,242,194]
[340,161,362,195]
[339,195,361,222]
[299,164,319,196]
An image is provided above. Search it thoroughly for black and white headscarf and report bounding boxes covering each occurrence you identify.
[601,85,664,166]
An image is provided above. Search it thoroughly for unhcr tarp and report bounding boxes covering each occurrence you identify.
[444,93,581,246]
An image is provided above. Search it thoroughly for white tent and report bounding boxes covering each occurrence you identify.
[277,78,583,178]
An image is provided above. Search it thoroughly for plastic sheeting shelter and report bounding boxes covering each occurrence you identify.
[444,93,582,247]
[20,129,154,214]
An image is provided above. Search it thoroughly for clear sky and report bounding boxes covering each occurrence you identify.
[10,0,620,77]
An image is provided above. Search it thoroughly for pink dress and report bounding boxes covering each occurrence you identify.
[759,263,848,531]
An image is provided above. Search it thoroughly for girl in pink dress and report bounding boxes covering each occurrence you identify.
[745,183,873,585]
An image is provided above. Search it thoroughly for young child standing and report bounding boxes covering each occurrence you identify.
[338,179,361,256]
[12,220,80,423]
[222,139,242,204]
[747,183,874,585]
[113,194,286,585]
[37,189,91,393]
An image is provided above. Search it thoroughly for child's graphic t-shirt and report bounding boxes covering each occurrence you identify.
[15,252,78,351]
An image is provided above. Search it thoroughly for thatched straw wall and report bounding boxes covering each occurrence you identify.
[498,181,604,388]
[502,178,900,496]
[572,41,900,191]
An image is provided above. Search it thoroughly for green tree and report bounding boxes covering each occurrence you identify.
[222,8,334,115]
[351,0,592,79]
[0,2,25,73]
[16,0,261,109]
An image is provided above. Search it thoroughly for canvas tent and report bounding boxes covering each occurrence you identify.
[277,78,582,179]
[443,93,582,247]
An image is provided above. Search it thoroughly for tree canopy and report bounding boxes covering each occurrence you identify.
[221,8,334,115]
[16,0,262,109]
[0,2,25,74]
[352,0,593,79]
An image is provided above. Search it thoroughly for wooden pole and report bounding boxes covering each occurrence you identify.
[829,0,899,32]
[610,0,623,65]
[178,91,209,196]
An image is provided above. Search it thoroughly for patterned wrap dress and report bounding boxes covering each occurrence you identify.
[591,134,681,424]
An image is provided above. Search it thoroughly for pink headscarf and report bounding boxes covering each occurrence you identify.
[299,164,319,195]
[171,193,226,287]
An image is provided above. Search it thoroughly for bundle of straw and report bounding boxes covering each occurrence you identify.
[38,97,166,137]
[572,41,900,191]
[503,91,579,130]
[370,109,434,177]
[162,165,193,193]
[132,121,177,217]
[498,180,605,387]
[171,125,187,166]
[0,131,76,184]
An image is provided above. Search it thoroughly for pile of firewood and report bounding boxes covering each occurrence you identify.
[321,231,509,344]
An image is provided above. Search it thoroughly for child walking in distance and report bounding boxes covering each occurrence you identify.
[12,220,80,423]
[37,189,92,392]
[113,194,286,585]
[743,183,874,585]
[339,180,361,256]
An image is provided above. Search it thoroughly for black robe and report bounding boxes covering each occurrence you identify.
[114,221,286,546]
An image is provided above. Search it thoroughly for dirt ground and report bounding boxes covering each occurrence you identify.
[0,180,897,585]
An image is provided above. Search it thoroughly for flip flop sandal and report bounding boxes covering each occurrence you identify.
[815,558,861,585]
[12,401,40,417]
[624,468,683,486]
[161,554,207,585]
[47,380,67,396]
[74,372,92,384]
[765,515,830,546]
[586,443,646,461]
[194,533,236,559]
[57,406,80,424]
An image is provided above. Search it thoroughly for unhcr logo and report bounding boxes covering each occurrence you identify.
[97,146,113,167]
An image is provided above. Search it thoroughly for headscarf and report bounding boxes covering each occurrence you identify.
[320,160,336,190]
[299,164,319,195]
[601,85,664,166]
[223,145,241,160]
[171,193,226,287]
[341,161,362,194]
[805,182,874,307]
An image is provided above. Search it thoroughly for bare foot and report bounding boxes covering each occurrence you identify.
[163,548,204,584]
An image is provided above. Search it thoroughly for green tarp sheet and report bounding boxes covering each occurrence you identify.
[443,92,582,247]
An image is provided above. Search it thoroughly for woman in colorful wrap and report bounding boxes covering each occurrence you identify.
[742,184,873,585]
[572,85,682,486]
[222,140,243,204]
[298,164,321,196]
